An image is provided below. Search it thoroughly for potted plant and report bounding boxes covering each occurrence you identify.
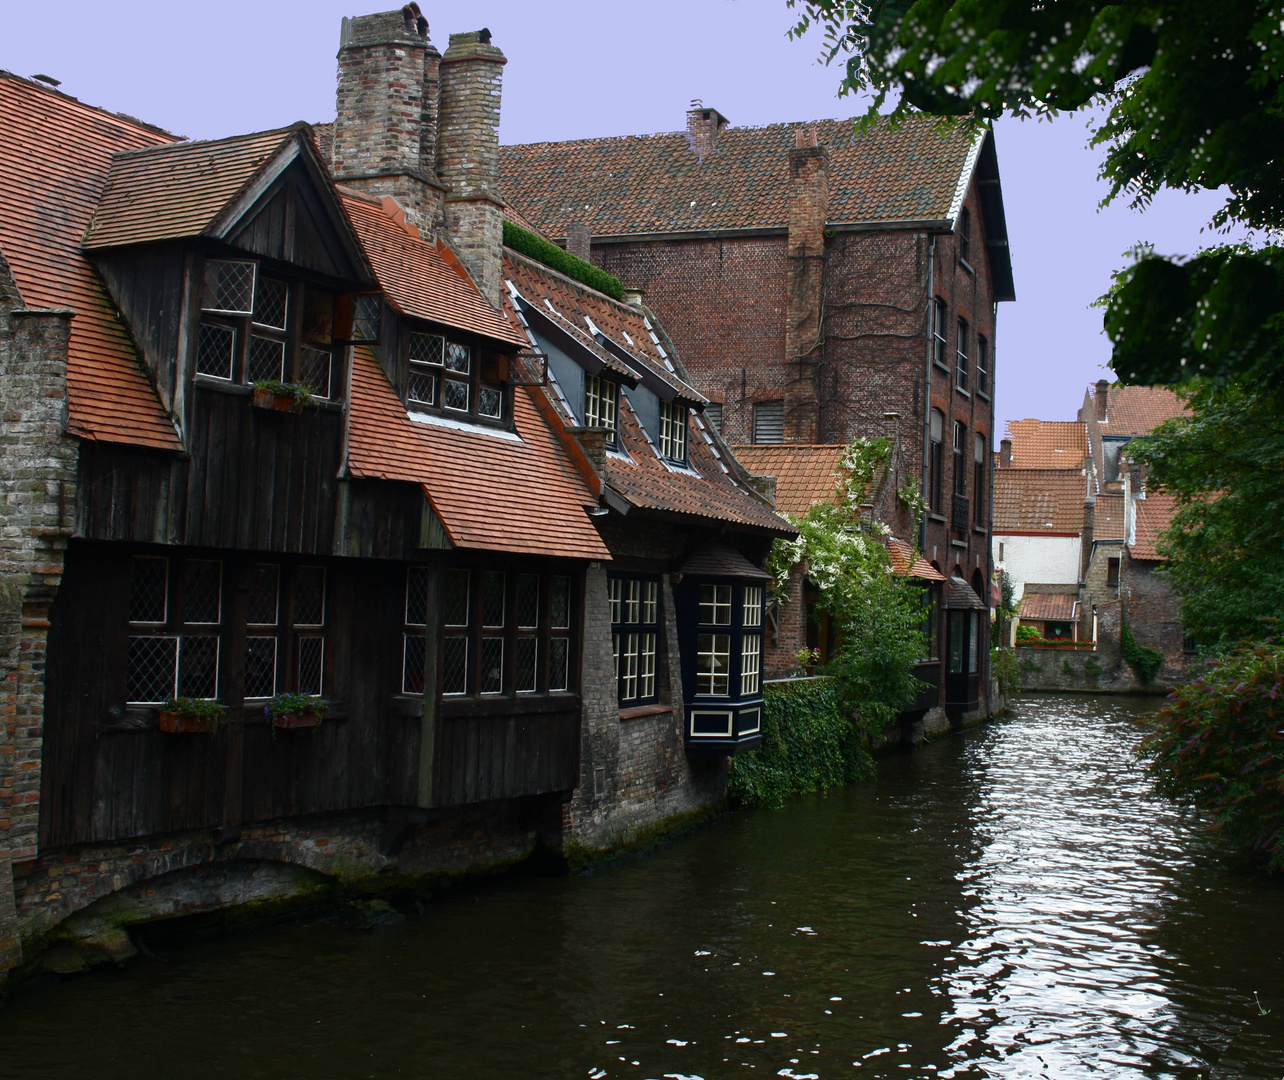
[796,647,821,675]
[250,379,313,414]
[158,697,228,734]
[264,692,328,731]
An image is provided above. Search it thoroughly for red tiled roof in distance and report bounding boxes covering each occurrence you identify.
[1019,592,1077,621]
[1130,492,1180,561]
[341,191,526,347]
[500,115,978,238]
[1003,419,1089,469]
[729,445,848,518]
[502,252,790,536]
[0,73,180,449]
[346,346,608,560]
[1094,494,1126,540]
[992,468,1086,534]
[1098,384,1189,437]
[83,127,296,249]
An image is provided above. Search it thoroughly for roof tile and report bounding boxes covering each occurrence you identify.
[993,468,1086,534]
[1130,492,1180,561]
[1004,419,1088,469]
[499,115,977,238]
[0,73,180,450]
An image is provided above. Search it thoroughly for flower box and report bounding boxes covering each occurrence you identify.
[271,711,323,731]
[251,387,304,414]
[157,699,227,734]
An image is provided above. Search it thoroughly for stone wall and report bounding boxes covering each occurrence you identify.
[0,261,80,976]
[1014,645,1175,694]
[1126,556,1197,680]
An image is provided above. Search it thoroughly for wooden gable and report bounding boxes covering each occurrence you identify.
[224,154,368,284]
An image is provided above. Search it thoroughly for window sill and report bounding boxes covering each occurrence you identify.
[958,258,975,276]
[932,361,951,376]
[977,390,991,403]
[619,703,671,721]
[955,386,971,399]
[194,376,343,412]
[949,539,968,549]
[440,693,580,718]
[972,525,989,536]
[928,512,947,523]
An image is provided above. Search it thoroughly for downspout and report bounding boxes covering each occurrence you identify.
[920,234,935,553]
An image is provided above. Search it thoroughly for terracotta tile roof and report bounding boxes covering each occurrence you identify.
[1097,384,1189,437]
[502,252,790,536]
[946,574,987,610]
[886,537,946,582]
[500,115,978,238]
[1130,492,1180,561]
[1019,592,1077,621]
[679,543,770,580]
[729,445,848,518]
[1004,419,1088,469]
[1094,494,1126,540]
[0,73,181,449]
[83,127,297,249]
[340,191,526,347]
[346,346,608,559]
[993,469,1086,534]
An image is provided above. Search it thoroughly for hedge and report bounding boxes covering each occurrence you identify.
[502,220,626,301]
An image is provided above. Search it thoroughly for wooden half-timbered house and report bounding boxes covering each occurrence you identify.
[0,6,792,976]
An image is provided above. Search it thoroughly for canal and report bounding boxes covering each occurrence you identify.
[3,694,1283,1078]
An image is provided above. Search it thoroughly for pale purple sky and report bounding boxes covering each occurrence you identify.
[6,0,1232,441]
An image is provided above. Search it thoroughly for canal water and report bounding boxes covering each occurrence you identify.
[3,694,1284,1079]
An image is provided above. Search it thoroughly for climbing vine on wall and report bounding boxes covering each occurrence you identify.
[767,436,928,740]
[728,678,872,809]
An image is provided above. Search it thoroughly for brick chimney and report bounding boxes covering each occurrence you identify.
[783,127,829,443]
[332,6,445,238]
[1000,437,1012,467]
[437,29,507,306]
[1095,379,1110,422]
[686,100,729,161]
[565,221,591,263]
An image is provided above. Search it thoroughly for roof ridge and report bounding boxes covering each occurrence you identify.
[109,124,298,160]
[0,68,178,141]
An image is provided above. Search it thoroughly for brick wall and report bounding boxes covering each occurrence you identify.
[0,260,80,974]
[438,32,507,306]
[331,10,445,238]
[784,139,830,443]
[1125,555,1196,680]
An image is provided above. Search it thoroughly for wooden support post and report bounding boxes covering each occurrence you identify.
[416,562,442,809]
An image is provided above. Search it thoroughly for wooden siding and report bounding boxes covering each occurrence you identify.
[435,707,579,807]
[185,386,342,554]
[77,443,186,545]
[227,167,356,282]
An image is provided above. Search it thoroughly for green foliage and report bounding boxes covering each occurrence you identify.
[252,379,314,405]
[1019,657,1041,674]
[1139,641,1284,872]
[1015,624,1043,647]
[263,693,328,721]
[1084,656,1103,680]
[1121,620,1164,684]
[728,678,873,809]
[767,437,928,734]
[502,220,626,301]
[1128,383,1284,646]
[989,646,1018,694]
[163,697,228,725]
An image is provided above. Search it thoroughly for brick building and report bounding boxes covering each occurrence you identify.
[500,106,1015,720]
[995,382,1194,678]
[0,8,790,980]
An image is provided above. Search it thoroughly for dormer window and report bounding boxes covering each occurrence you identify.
[659,401,687,463]
[195,257,337,400]
[405,328,506,423]
[585,373,618,440]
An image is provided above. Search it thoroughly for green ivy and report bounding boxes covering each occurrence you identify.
[990,647,1018,693]
[727,678,872,809]
[1121,620,1164,683]
[502,220,626,301]
[1084,656,1103,680]
[1140,641,1284,872]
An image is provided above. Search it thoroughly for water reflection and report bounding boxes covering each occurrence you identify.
[2,695,1282,1079]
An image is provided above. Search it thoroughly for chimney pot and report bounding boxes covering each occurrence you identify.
[1095,379,1110,422]
[1000,437,1012,468]
[565,222,592,263]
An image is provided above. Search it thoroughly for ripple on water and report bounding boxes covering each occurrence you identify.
[1,694,1283,1079]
